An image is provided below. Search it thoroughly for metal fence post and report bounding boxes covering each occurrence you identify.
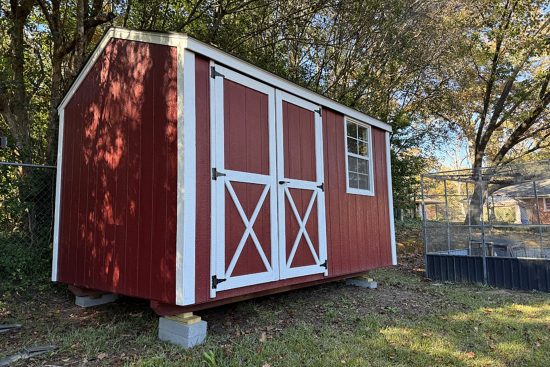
[466,180,472,254]
[420,175,429,273]
[444,179,451,253]
[533,180,544,254]
[478,169,487,285]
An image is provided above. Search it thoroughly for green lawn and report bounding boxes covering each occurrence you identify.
[1,265,549,367]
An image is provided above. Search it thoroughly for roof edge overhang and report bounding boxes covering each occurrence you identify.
[58,27,392,132]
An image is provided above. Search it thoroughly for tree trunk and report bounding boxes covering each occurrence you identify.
[7,1,34,162]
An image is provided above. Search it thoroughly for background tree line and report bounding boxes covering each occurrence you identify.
[0,0,548,213]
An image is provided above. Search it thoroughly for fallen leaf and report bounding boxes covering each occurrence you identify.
[97,352,107,360]
[259,332,267,342]
[464,352,475,359]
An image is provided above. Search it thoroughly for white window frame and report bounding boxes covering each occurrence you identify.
[344,117,375,196]
[543,198,550,212]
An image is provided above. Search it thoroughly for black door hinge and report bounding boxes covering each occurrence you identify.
[279,180,289,185]
[212,275,226,289]
[210,66,225,79]
[317,183,324,191]
[315,108,322,115]
[212,168,226,180]
[320,259,327,269]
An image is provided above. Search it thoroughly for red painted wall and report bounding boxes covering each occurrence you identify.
[57,39,178,304]
[193,57,392,306]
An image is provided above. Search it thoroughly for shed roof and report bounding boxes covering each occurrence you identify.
[58,27,392,132]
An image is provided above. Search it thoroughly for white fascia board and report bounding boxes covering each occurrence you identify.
[183,38,392,132]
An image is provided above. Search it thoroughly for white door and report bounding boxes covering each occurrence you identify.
[276,91,328,279]
[210,64,279,297]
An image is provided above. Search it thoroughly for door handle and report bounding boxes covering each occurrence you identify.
[279,180,289,185]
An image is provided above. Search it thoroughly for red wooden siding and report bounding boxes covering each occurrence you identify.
[224,79,270,175]
[282,101,316,181]
[57,39,178,303]
[323,109,392,274]
[193,60,392,306]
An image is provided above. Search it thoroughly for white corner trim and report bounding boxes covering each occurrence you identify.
[51,108,65,282]
[177,49,196,306]
[385,132,397,266]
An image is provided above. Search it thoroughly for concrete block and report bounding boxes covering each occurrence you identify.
[158,317,207,349]
[346,276,378,289]
[75,293,118,308]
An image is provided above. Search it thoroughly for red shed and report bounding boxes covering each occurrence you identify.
[52,27,396,313]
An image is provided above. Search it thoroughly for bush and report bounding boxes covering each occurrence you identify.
[0,231,52,291]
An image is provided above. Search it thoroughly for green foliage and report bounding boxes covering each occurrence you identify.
[0,166,55,290]
[0,231,51,291]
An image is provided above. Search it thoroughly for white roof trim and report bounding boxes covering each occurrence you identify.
[58,27,391,132]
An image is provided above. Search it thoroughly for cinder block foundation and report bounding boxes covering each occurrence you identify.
[158,313,207,349]
[346,275,378,289]
[75,293,118,308]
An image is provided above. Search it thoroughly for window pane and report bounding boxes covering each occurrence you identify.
[347,122,357,138]
[358,126,368,141]
[349,172,359,189]
[348,156,358,172]
[358,141,369,156]
[358,173,370,190]
[357,158,368,174]
[347,138,358,154]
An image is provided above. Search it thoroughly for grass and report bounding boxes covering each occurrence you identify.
[1,225,550,366]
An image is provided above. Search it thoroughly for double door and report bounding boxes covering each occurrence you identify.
[210,64,327,296]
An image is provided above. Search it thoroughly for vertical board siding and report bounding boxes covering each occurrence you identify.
[322,109,392,276]
[57,39,177,303]
[194,56,212,304]
[193,58,393,305]
[282,101,316,181]
[223,80,269,175]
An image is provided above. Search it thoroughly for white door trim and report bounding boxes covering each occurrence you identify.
[210,64,279,296]
[276,90,328,279]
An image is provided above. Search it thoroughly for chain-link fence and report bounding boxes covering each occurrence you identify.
[0,162,56,286]
[421,160,550,259]
[420,160,550,291]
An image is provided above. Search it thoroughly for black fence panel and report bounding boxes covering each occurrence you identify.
[426,254,550,292]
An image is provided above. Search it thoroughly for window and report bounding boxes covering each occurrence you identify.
[544,198,550,212]
[345,117,374,195]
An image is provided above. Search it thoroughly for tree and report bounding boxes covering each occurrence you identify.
[434,0,549,170]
